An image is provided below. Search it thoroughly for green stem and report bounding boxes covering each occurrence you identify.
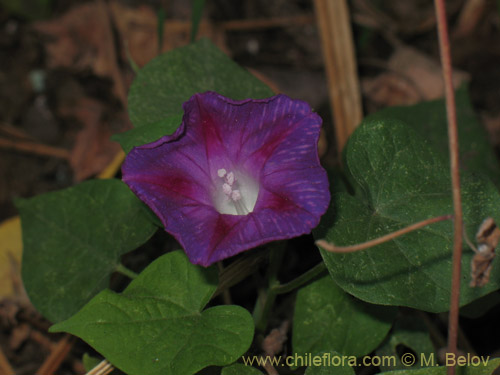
[116,263,139,280]
[253,255,327,332]
[253,281,279,333]
[253,243,286,332]
[272,261,326,295]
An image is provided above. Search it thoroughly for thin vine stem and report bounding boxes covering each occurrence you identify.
[316,214,453,253]
[434,1,463,374]
[253,247,328,332]
[271,261,327,295]
[253,243,286,332]
[115,263,139,280]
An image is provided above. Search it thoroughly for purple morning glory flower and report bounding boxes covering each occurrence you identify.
[122,92,330,266]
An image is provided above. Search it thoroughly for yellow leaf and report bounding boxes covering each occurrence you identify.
[0,216,23,298]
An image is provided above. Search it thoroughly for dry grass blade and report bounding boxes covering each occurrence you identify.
[86,360,114,375]
[314,0,363,154]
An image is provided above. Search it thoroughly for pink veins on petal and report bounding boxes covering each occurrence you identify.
[122,92,330,266]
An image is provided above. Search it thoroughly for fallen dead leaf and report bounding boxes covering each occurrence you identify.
[109,1,226,68]
[59,96,127,182]
[34,1,226,74]
[363,72,422,107]
[34,1,128,106]
[363,46,469,107]
[262,320,290,357]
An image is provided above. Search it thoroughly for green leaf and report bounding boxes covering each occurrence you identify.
[50,251,254,375]
[379,357,500,374]
[221,363,264,375]
[376,313,435,371]
[112,114,183,153]
[190,0,205,42]
[293,275,396,358]
[304,352,355,375]
[366,85,500,185]
[316,119,500,312]
[17,179,157,322]
[128,38,273,128]
[460,291,500,319]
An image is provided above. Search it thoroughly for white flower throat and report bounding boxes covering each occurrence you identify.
[214,168,259,215]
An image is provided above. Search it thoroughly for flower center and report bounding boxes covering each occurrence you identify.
[213,168,259,215]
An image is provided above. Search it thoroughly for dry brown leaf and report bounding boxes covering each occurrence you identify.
[109,1,226,67]
[363,72,422,107]
[59,97,126,181]
[363,46,469,107]
[262,320,289,357]
[470,217,500,287]
[34,3,111,74]
[34,1,226,73]
[33,2,128,105]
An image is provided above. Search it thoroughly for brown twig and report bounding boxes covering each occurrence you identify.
[0,137,70,159]
[316,214,453,253]
[0,122,38,142]
[36,334,75,375]
[433,1,463,374]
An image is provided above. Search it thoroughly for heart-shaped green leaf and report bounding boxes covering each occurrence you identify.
[366,85,500,185]
[376,313,435,371]
[293,275,396,358]
[17,179,157,322]
[316,119,500,312]
[112,114,183,154]
[50,251,254,375]
[128,38,273,128]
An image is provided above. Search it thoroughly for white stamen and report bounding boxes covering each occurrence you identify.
[231,190,241,201]
[222,183,232,196]
[214,168,259,216]
[226,172,235,186]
